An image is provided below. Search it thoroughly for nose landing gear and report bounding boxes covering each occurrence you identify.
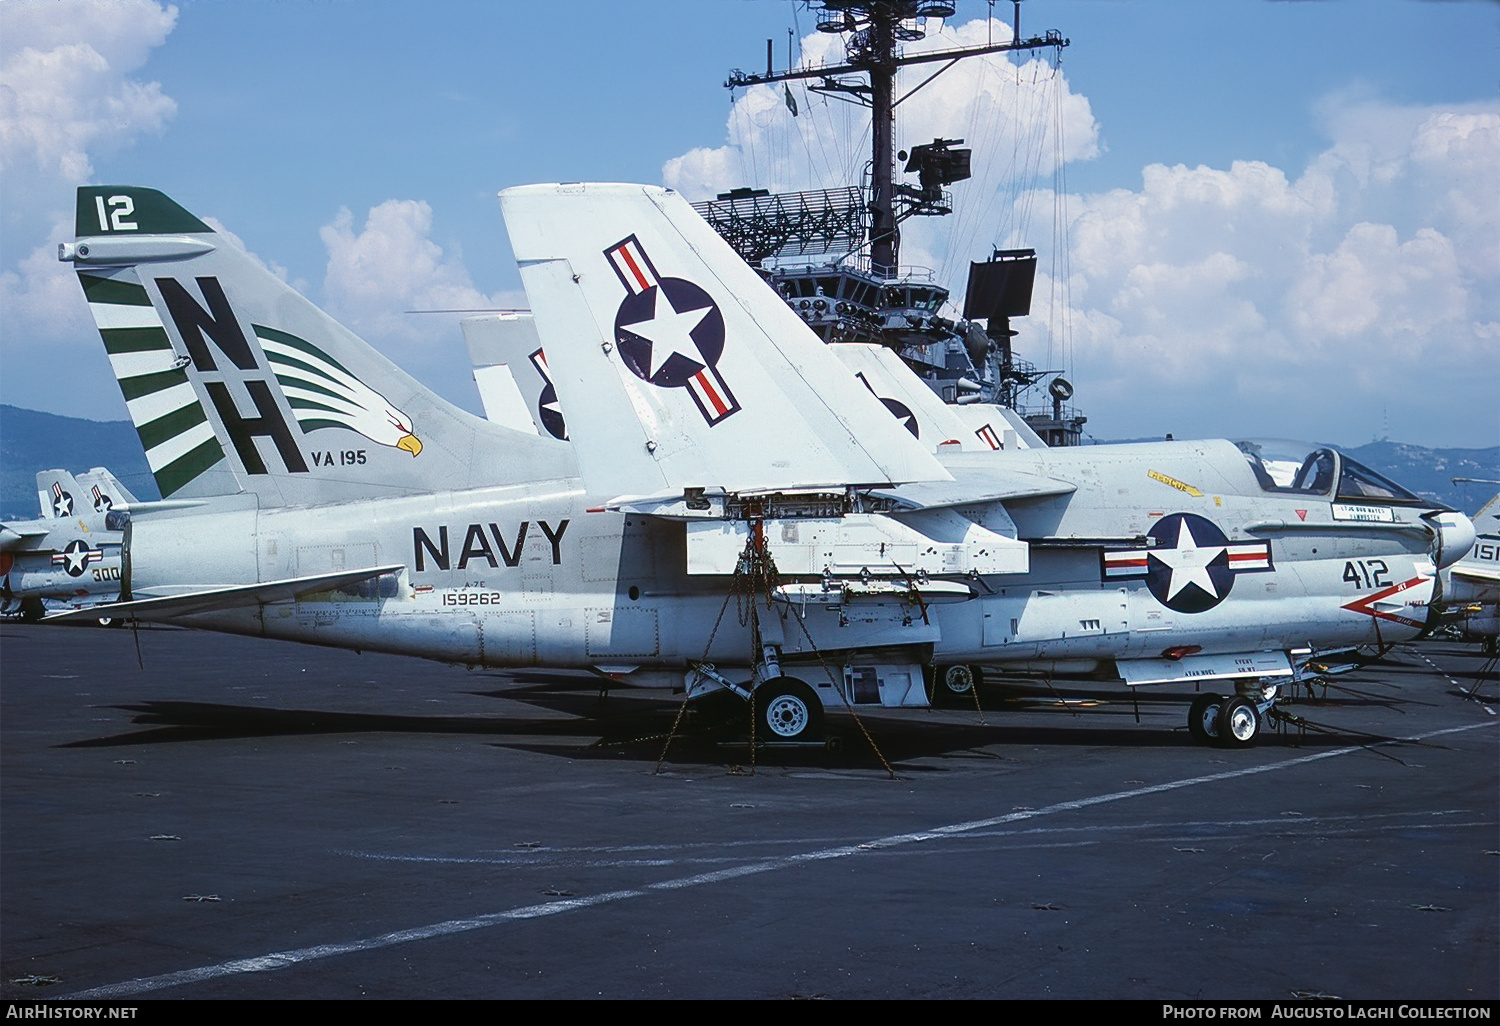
[1186,681,1278,748]
[1216,696,1261,748]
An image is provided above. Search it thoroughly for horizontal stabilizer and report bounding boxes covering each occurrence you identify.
[1,523,54,551]
[115,499,210,515]
[774,579,975,605]
[867,459,1076,510]
[43,564,405,623]
[1451,563,1500,585]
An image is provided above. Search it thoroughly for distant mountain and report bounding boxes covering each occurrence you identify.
[1,405,159,518]
[1340,439,1499,515]
[3,404,1496,517]
[1069,436,1497,515]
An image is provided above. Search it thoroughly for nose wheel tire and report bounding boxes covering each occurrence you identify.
[755,678,822,742]
[1216,696,1261,748]
[1187,692,1222,744]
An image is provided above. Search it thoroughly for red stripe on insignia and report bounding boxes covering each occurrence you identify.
[692,369,728,416]
[684,364,740,425]
[605,238,658,295]
[1103,553,1149,575]
[618,245,651,292]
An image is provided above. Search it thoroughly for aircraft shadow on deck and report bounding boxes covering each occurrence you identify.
[52,674,1406,771]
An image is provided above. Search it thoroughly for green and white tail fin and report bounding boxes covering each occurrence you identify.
[64,186,569,505]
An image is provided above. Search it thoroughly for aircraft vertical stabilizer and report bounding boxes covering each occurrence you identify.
[61,186,569,506]
[828,342,1026,453]
[499,183,951,502]
[460,313,572,442]
[76,467,139,512]
[36,470,87,519]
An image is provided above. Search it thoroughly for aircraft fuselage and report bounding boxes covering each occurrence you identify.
[135,439,1439,687]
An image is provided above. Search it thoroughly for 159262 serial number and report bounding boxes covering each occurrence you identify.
[441,590,505,606]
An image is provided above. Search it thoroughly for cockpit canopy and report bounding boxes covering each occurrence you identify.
[1234,440,1428,506]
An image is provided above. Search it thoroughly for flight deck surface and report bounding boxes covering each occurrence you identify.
[1,624,1495,1000]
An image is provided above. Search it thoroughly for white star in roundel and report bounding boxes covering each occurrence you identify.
[1152,517,1227,602]
[53,493,72,517]
[61,541,92,575]
[628,288,713,379]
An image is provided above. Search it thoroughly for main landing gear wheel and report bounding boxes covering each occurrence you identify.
[755,678,822,742]
[1216,696,1261,748]
[932,664,980,706]
[1187,693,1222,745]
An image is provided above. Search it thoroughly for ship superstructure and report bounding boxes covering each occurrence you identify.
[698,0,1087,444]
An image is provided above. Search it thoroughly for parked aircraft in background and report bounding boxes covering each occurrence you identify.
[3,470,128,620]
[49,184,1475,750]
[72,467,140,515]
[1440,495,1499,652]
[461,312,571,442]
[461,309,1043,456]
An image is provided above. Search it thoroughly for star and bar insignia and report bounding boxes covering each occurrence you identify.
[527,348,568,441]
[1101,512,1272,613]
[604,235,740,427]
[51,539,104,578]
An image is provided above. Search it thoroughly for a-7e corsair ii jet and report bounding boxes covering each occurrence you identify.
[1437,494,1500,654]
[54,184,1474,750]
[2,468,157,622]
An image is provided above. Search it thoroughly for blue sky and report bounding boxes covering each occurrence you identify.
[3,0,1497,448]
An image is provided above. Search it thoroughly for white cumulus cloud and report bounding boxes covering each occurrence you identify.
[0,1,178,186]
[0,0,180,420]
[319,199,525,411]
[1039,99,1497,445]
[666,29,1498,448]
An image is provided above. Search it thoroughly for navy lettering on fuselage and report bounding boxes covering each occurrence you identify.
[412,520,569,572]
[414,525,449,572]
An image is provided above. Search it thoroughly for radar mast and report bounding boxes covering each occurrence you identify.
[702,0,1087,445]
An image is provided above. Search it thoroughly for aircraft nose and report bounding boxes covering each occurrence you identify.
[1426,510,1476,570]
